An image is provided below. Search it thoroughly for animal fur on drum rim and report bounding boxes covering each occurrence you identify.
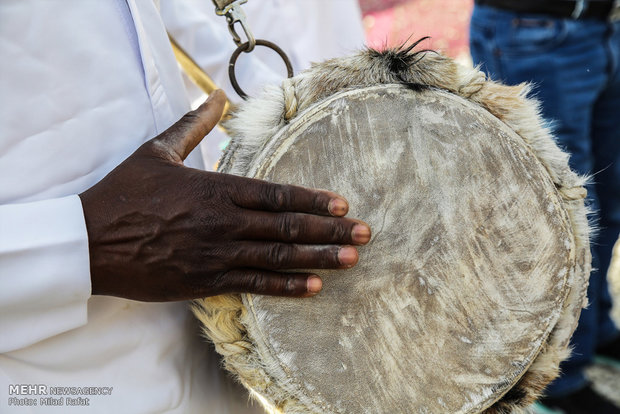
[193,40,592,414]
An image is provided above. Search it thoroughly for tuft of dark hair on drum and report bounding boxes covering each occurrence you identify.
[367,36,435,91]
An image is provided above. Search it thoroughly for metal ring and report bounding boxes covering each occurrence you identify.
[228,39,294,100]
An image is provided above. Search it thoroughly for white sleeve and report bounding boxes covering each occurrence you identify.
[0,195,91,352]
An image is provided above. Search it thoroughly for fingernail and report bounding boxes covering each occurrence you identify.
[338,246,359,267]
[307,276,323,294]
[351,224,371,245]
[204,89,223,104]
[328,198,348,216]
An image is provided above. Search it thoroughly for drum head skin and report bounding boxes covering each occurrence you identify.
[242,86,571,413]
[194,47,591,414]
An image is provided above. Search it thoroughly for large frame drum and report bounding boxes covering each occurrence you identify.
[194,46,591,413]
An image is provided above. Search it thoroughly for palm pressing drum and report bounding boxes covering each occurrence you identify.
[193,45,592,413]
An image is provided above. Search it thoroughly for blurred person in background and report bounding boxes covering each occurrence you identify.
[470,1,620,413]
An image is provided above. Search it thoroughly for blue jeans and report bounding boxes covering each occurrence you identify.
[470,4,620,397]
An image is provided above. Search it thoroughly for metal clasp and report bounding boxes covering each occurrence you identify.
[228,40,294,100]
[215,0,256,52]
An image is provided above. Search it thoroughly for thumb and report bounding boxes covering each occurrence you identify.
[155,89,227,162]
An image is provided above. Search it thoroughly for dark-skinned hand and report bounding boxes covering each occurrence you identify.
[79,90,371,302]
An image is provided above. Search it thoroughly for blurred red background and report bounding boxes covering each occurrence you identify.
[359,0,474,64]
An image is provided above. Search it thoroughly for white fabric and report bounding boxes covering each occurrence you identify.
[0,196,90,352]
[0,1,243,413]
[0,0,364,412]
[161,0,366,170]
[244,0,365,73]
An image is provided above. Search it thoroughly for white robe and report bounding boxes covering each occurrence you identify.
[164,0,366,170]
[0,1,364,412]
